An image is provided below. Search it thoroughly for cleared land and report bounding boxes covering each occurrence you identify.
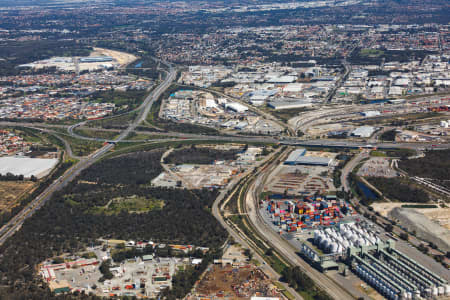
[389,207,450,252]
[0,181,35,211]
[194,264,279,299]
[92,47,137,67]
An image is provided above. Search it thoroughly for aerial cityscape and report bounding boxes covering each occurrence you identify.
[0,0,449,299]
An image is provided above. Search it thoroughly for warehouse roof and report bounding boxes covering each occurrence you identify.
[351,126,376,137]
[285,156,333,166]
[285,148,307,163]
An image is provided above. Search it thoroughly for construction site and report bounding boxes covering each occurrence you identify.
[357,157,399,178]
[189,245,282,300]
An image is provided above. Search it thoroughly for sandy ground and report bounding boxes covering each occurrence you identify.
[418,208,450,230]
[372,202,450,230]
[372,202,422,217]
[0,181,35,211]
[93,47,138,67]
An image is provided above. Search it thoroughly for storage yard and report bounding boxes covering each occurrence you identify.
[258,147,450,300]
[261,196,358,234]
[153,146,263,189]
[40,242,201,298]
[357,157,399,178]
[0,156,58,179]
[265,149,337,196]
[193,264,280,299]
[152,164,241,189]
[189,245,282,300]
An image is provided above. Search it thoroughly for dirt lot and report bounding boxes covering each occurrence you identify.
[0,181,35,211]
[93,48,137,67]
[418,208,450,230]
[194,264,279,299]
[372,202,450,230]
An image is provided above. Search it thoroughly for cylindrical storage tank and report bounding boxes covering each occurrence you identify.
[320,239,329,250]
[313,230,319,239]
[361,270,367,280]
[433,287,438,296]
[330,242,339,253]
[314,235,322,245]
[342,240,350,248]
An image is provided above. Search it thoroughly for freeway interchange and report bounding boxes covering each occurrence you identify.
[0,59,449,300]
[0,59,176,247]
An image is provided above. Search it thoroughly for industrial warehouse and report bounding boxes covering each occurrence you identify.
[300,223,450,300]
[284,148,334,166]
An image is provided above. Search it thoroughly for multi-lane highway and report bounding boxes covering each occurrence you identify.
[211,149,303,300]
[243,148,355,300]
[0,60,177,246]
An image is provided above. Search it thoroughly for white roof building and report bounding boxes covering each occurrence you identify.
[351,126,376,138]
[225,102,248,113]
[0,157,58,179]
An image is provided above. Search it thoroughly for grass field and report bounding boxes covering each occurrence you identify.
[359,49,384,58]
[60,135,104,156]
[0,181,36,211]
[73,128,118,140]
[88,195,164,215]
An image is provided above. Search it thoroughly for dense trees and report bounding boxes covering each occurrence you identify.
[89,90,147,113]
[380,129,397,141]
[399,149,450,188]
[164,146,241,165]
[0,149,227,298]
[367,177,429,203]
[0,40,91,76]
[282,267,333,300]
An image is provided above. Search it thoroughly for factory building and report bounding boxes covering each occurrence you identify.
[284,149,333,166]
[268,99,313,110]
[300,222,449,299]
[284,148,307,163]
[79,56,113,63]
[350,241,449,300]
[361,110,381,117]
[225,102,249,113]
[351,126,376,138]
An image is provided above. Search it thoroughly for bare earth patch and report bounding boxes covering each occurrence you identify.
[0,181,35,211]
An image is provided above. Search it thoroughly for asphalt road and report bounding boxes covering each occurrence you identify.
[0,60,177,246]
[244,148,355,300]
[211,149,303,300]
